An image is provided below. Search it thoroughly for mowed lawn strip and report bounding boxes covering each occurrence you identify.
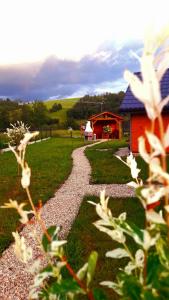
[64,195,145,300]
[85,140,150,183]
[0,137,88,254]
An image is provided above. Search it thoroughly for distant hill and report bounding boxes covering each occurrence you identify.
[45,98,80,125]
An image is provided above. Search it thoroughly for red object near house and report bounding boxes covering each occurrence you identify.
[120,69,169,152]
[89,111,123,139]
[131,113,169,152]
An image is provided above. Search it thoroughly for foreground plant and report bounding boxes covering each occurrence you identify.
[2,26,169,300]
[89,26,169,299]
[6,121,30,147]
[1,130,99,300]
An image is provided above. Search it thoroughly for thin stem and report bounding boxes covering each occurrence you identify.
[149,120,155,179]
[143,250,147,285]
[157,114,167,177]
[61,256,95,300]
[25,187,52,242]
[123,243,134,262]
[157,113,169,227]
[25,187,95,300]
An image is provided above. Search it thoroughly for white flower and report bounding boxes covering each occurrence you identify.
[50,240,67,253]
[6,121,30,146]
[135,249,144,268]
[49,294,57,300]
[146,131,165,156]
[12,231,32,263]
[124,249,144,274]
[124,261,136,274]
[95,190,112,222]
[150,158,169,182]
[100,190,109,211]
[138,136,150,164]
[1,199,32,224]
[124,26,169,120]
[29,271,53,299]
[21,163,31,189]
[18,131,39,152]
[143,230,160,250]
[139,136,169,182]
[141,185,168,205]
[115,153,140,180]
[94,222,126,243]
[130,158,141,179]
[146,210,166,224]
[118,212,127,221]
[106,248,129,259]
[111,229,126,243]
[76,263,88,280]
[9,145,22,165]
[127,180,143,188]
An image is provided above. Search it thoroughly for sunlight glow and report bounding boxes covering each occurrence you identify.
[0,0,168,65]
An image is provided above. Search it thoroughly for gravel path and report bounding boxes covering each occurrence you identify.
[0,141,134,300]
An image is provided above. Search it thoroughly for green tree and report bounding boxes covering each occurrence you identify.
[49,103,62,112]
[21,104,34,126]
[32,101,49,128]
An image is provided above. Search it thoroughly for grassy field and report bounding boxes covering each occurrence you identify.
[51,129,82,138]
[45,98,80,124]
[86,139,169,184]
[0,137,89,254]
[85,139,150,183]
[0,132,9,148]
[64,195,145,300]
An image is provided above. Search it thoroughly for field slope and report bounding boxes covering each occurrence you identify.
[45,98,80,124]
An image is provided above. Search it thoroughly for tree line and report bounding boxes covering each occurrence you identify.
[67,92,125,120]
[0,92,126,131]
[0,99,61,130]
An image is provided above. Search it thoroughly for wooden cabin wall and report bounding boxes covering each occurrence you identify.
[131,113,169,152]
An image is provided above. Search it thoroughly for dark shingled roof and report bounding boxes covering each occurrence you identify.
[120,69,169,113]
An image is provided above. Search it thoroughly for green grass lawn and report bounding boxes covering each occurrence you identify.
[64,195,145,300]
[45,98,80,124]
[51,129,82,138]
[85,139,150,184]
[0,132,9,148]
[0,137,89,254]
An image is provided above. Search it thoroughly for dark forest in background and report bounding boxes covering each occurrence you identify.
[0,99,59,130]
[67,92,125,119]
[0,92,129,131]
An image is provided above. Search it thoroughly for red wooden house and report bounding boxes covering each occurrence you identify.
[89,111,123,139]
[120,70,169,152]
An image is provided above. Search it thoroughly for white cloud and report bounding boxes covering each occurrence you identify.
[0,0,169,65]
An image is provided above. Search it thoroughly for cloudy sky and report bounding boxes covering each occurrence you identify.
[0,0,169,100]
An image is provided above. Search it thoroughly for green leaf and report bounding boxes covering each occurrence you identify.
[156,237,169,268]
[49,279,83,297]
[143,290,161,300]
[120,273,142,300]
[93,288,108,300]
[121,220,143,245]
[76,263,88,281]
[147,253,161,285]
[87,251,98,287]
[42,225,59,252]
